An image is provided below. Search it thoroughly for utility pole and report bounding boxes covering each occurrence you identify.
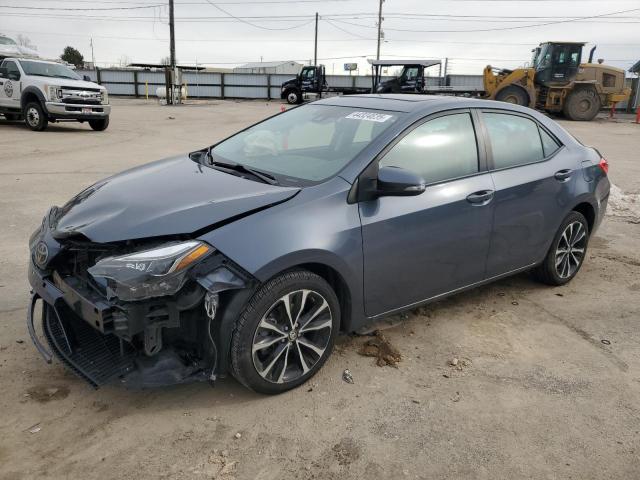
[376,0,384,60]
[90,37,95,69]
[314,12,319,66]
[168,0,176,104]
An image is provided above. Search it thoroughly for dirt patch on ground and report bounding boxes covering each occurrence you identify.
[332,438,362,466]
[359,331,402,367]
[24,385,70,403]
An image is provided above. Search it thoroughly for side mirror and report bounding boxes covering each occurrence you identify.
[83,75,92,82]
[377,166,426,197]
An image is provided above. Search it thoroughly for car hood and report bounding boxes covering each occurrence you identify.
[57,78,105,90]
[52,155,300,243]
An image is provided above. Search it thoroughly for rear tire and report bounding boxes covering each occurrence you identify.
[533,211,590,286]
[563,88,601,121]
[230,269,340,394]
[495,86,529,106]
[89,117,109,131]
[24,102,48,131]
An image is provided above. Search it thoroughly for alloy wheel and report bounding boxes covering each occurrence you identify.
[555,221,587,279]
[252,289,332,384]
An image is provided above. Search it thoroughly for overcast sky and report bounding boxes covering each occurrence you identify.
[1,0,639,75]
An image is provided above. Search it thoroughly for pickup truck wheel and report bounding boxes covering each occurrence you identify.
[89,117,109,131]
[230,269,340,394]
[24,102,48,131]
[285,89,301,105]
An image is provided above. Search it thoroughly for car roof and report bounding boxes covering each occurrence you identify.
[314,94,515,114]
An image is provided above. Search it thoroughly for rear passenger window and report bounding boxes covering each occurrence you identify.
[484,113,544,169]
[539,127,560,157]
[379,113,478,184]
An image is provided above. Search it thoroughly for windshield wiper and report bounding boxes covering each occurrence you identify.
[205,150,278,185]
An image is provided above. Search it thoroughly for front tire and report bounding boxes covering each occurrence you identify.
[24,102,48,131]
[89,117,109,131]
[495,85,529,106]
[230,270,340,394]
[533,211,590,286]
[563,88,601,121]
[285,89,301,105]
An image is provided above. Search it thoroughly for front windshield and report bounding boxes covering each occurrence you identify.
[211,104,400,183]
[19,60,80,80]
[0,37,17,46]
[535,44,551,69]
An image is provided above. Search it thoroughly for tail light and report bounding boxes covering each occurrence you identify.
[598,158,609,175]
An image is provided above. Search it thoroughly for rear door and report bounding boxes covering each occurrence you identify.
[360,110,495,317]
[479,110,576,277]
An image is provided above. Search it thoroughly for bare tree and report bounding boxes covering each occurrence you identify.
[16,34,37,51]
[117,55,132,68]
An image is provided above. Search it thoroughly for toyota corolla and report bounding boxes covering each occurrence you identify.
[27,95,610,394]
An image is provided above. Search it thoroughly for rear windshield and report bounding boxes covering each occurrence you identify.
[19,60,80,80]
[211,104,400,183]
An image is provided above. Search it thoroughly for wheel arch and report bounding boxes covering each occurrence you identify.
[20,86,47,111]
[572,201,596,233]
[253,252,361,333]
[289,262,353,333]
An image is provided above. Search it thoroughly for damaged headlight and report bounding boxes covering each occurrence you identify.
[88,241,213,301]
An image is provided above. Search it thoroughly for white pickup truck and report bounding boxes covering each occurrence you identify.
[0,57,110,131]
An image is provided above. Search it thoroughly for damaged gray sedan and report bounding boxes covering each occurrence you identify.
[27,95,609,394]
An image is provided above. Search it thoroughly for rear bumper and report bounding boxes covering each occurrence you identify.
[45,101,110,119]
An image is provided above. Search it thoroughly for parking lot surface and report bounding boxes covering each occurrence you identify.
[0,99,639,479]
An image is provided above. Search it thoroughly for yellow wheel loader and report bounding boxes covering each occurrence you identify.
[483,42,631,121]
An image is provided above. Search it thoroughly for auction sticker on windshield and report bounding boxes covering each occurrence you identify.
[345,111,393,122]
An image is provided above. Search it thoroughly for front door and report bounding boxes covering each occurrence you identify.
[360,111,495,317]
[0,60,22,109]
[480,110,578,277]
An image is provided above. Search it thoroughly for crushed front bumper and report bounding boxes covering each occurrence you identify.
[27,264,136,387]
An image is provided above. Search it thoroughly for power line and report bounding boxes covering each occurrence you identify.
[0,3,164,10]
[199,0,316,30]
[328,7,640,33]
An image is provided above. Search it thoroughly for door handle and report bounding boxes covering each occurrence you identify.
[466,190,494,205]
[554,169,572,181]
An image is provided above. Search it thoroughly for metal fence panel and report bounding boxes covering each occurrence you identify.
[224,86,268,98]
[104,82,136,95]
[76,69,97,82]
[182,72,220,85]
[100,69,135,83]
[224,74,267,86]
[137,71,165,84]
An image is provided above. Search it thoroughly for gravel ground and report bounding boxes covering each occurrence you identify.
[0,99,638,480]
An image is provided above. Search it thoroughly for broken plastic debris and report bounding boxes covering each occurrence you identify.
[342,369,354,384]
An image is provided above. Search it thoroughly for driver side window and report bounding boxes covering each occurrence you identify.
[379,113,479,185]
[4,61,20,80]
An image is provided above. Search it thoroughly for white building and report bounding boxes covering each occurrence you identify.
[233,61,302,75]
